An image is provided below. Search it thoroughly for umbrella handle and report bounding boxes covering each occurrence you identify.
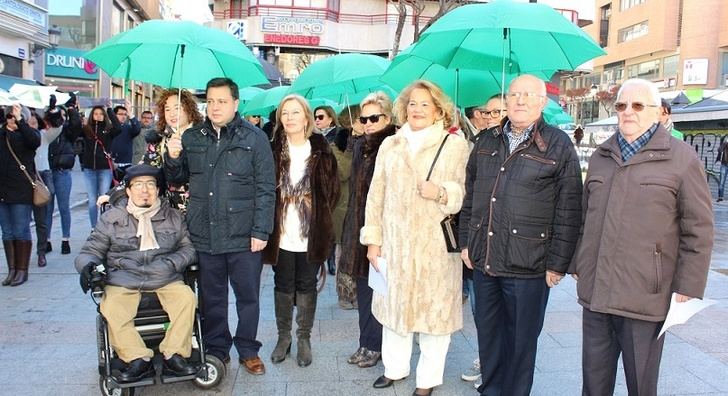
[176,44,186,133]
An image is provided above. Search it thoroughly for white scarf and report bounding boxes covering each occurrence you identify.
[126,198,161,251]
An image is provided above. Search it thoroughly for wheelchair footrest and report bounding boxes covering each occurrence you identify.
[160,373,199,384]
[107,376,156,389]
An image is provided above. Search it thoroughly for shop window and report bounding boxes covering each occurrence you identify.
[663,55,679,78]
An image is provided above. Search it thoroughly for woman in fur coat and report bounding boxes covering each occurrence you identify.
[338,92,397,369]
[262,94,339,368]
[361,81,469,396]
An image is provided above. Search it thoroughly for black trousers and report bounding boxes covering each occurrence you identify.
[582,308,665,396]
[473,269,550,396]
[355,276,382,352]
[198,250,263,361]
[273,249,319,294]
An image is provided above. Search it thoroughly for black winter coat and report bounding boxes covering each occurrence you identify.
[262,133,340,265]
[0,120,41,204]
[81,108,121,170]
[338,125,396,279]
[164,114,276,254]
[459,118,583,278]
[49,107,82,170]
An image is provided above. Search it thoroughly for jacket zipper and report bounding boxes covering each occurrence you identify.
[521,153,556,165]
[653,243,662,293]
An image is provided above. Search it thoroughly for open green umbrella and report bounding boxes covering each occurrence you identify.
[238,86,264,113]
[241,86,290,117]
[543,99,574,125]
[409,0,605,81]
[84,20,267,89]
[290,53,394,106]
[382,47,555,107]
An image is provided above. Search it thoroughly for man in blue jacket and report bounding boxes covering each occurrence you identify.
[164,77,276,376]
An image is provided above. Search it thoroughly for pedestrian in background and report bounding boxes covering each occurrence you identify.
[339,91,397,369]
[132,110,155,164]
[246,115,262,128]
[165,77,275,376]
[363,80,469,396]
[263,94,339,367]
[81,104,121,228]
[45,93,82,255]
[460,74,582,396]
[28,111,53,268]
[332,105,358,309]
[313,105,339,143]
[571,78,714,396]
[1,104,41,287]
[717,136,728,202]
[109,101,141,173]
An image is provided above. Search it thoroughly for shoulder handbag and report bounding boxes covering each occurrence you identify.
[5,136,51,206]
[426,134,460,253]
[93,130,120,186]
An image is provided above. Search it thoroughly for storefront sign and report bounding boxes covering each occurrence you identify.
[45,47,98,80]
[227,20,247,41]
[0,0,47,28]
[683,59,708,85]
[261,16,324,35]
[264,34,320,46]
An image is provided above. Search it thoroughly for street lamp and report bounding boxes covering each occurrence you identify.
[48,25,61,49]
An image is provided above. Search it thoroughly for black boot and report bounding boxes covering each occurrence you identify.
[295,292,318,367]
[10,240,31,286]
[270,291,294,363]
[61,240,70,255]
[2,240,16,286]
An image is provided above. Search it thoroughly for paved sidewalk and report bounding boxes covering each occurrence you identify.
[1,194,727,395]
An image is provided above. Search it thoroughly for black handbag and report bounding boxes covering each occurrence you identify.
[426,134,460,253]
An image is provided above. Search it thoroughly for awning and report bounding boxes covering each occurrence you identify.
[0,74,41,91]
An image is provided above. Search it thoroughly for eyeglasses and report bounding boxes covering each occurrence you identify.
[129,180,158,191]
[314,114,326,121]
[505,92,545,101]
[359,114,385,124]
[250,115,260,118]
[614,101,660,112]
[478,108,506,118]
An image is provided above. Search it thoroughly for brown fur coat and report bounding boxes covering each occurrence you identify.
[339,125,397,279]
[263,133,340,264]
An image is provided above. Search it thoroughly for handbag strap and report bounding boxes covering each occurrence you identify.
[5,136,37,187]
[426,134,450,181]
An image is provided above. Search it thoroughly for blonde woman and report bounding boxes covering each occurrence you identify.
[362,81,469,395]
[263,95,339,367]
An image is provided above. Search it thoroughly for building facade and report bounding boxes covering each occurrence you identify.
[563,0,728,124]
[0,0,52,87]
[46,0,161,109]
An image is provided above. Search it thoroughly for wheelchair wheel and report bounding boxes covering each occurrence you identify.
[99,376,136,396]
[193,354,225,389]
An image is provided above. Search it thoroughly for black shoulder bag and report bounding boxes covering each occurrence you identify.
[426,134,460,253]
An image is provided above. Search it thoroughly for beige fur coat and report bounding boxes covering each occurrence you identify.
[360,121,469,336]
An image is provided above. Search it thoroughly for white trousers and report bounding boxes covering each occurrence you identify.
[382,326,451,389]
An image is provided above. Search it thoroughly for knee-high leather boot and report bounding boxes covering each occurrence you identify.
[11,240,32,286]
[295,292,318,367]
[270,291,294,363]
[2,240,16,286]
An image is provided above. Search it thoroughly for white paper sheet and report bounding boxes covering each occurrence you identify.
[368,257,388,296]
[658,293,717,338]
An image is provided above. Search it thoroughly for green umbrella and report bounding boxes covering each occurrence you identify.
[410,0,605,76]
[543,99,574,125]
[290,53,393,106]
[382,47,555,107]
[241,86,290,117]
[238,86,264,113]
[84,20,267,89]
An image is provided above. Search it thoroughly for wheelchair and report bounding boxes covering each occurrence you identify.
[91,263,225,396]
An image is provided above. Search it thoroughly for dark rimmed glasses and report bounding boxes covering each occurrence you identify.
[478,108,506,118]
[359,114,385,124]
[314,114,326,121]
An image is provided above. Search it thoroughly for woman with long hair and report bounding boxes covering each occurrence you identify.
[262,94,339,368]
[313,105,339,143]
[0,104,41,286]
[81,105,121,227]
[339,92,398,369]
[362,81,469,395]
[142,89,203,212]
[28,112,53,267]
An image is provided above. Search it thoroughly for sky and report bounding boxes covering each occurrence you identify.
[48,0,83,16]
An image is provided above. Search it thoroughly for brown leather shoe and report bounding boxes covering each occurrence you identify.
[240,356,265,375]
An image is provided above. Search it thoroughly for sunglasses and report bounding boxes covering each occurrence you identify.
[314,114,326,121]
[359,114,385,124]
[614,101,659,112]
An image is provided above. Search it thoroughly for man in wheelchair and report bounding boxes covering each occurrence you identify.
[75,164,199,383]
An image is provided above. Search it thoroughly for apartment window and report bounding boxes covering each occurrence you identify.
[599,4,610,47]
[627,59,661,80]
[721,53,728,85]
[618,21,648,43]
[255,0,330,6]
[111,3,124,35]
[620,0,646,11]
[663,55,679,78]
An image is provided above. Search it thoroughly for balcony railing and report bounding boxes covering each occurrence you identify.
[213,6,430,25]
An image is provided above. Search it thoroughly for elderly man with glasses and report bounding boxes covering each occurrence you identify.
[459,74,583,396]
[569,78,714,396]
